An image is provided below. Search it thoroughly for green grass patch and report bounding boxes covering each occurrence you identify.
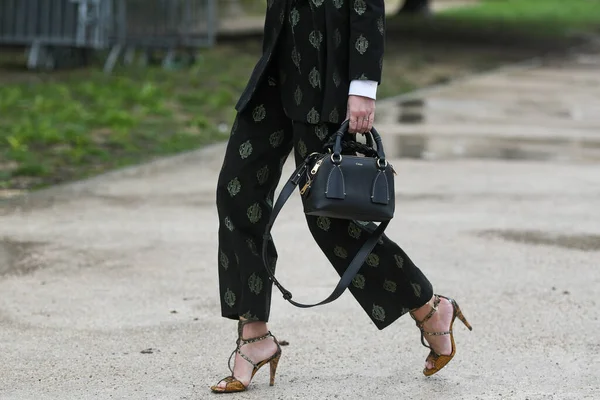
[437,0,600,37]
[0,44,260,190]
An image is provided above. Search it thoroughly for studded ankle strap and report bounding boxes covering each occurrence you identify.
[410,295,440,328]
[227,320,281,373]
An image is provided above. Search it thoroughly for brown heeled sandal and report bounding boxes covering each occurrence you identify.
[410,294,472,376]
[210,320,282,394]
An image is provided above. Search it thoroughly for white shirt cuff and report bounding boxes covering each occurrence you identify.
[349,79,378,100]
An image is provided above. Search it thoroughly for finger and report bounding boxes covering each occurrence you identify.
[367,113,375,132]
[353,116,363,133]
[349,116,358,133]
[358,116,368,133]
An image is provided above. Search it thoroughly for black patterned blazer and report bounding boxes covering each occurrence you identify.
[235,0,386,125]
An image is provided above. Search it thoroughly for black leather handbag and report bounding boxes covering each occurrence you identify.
[262,120,396,308]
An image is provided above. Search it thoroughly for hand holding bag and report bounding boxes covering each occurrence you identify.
[262,120,396,308]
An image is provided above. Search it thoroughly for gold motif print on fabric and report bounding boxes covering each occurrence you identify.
[354,0,367,15]
[317,216,331,231]
[246,238,259,256]
[333,0,344,9]
[412,283,422,298]
[290,8,300,28]
[352,274,366,289]
[333,28,342,49]
[227,178,241,197]
[292,47,301,70]
[253,105,266,122]
[297,140,308,158]
[224,217,234,231]
[355,35,369,55]
[239,140,253,159]
[247,203,262,224]
[334,29,342,49]
[394,254,404,268]
[241,310,258,321]
[334,246,348,259]
[309,67,321,89]
[383,280,397,293]
[248,273,264,295]
[294,86,303,106]
[372,304,386,322]
[224,289,236,308]
[220,250,229,270]
[307,108,320,124]
[257,165,269,185]
[270,129,284,148]
[366,253,380,267]
[314,124,328,140]
[329,108,339,122]
[333,70,341,88]
[309,30,323,49]
[311,0,324,7]
[348,222,362,239]
[377,16,384,35]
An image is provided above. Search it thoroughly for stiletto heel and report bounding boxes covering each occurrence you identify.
[410,294,472,376]
[211,320,282,393]
[455,306,473,331]
[269,354,280,386]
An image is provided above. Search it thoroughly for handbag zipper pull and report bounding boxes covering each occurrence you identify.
[300,179,312,195]
[311,158,324,175]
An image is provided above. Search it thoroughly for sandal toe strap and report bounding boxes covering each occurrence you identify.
[214,376,246,391]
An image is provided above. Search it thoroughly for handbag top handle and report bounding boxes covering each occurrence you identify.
[331,120,387,168]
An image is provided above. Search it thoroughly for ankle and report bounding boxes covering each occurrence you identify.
[240,319,269,339]
[410,295,436,322]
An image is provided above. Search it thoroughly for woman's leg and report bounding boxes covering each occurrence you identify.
[215,78,293,388]
[290,121,460,370]
[217,82,293,323]
[290,121,434,329]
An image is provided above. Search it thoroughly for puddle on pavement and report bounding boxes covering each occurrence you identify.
[478,229,600,252]
[398,98,426,124]
[0,239,46,277]
[390,96,599,162]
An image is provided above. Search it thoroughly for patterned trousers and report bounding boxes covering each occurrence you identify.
[216,76,433,331]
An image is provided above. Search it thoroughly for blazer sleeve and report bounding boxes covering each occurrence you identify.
[348,0,386,84]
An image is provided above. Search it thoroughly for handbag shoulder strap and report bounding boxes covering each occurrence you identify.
[261,158,389,309]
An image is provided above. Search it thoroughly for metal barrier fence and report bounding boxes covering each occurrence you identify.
[105,0,217,72]
[0,0,217,71]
